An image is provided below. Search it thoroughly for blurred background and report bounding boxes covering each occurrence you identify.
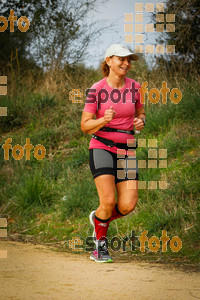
[0,0,199,265]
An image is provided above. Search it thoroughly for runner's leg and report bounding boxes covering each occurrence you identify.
[116,180,138,215]
[94,174,116,240]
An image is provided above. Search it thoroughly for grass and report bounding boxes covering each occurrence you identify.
[0,93,56,132]
[0,67,199,268]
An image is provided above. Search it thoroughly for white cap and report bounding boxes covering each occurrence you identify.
[104,44,139,61]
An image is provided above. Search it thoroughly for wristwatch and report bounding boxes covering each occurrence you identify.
[140,117,146,126]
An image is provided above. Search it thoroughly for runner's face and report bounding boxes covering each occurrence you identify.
[108,56,131,76]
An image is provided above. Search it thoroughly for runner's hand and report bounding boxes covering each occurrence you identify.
[104,106,116,123]
[133,117,144,131]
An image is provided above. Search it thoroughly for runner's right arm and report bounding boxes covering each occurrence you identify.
[81,106,116,134]
[81,112,107,134]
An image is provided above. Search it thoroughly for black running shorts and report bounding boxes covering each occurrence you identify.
[89,148,139,184]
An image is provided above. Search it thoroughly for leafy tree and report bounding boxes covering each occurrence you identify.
[0,0,106,71]
[154,0,200,74]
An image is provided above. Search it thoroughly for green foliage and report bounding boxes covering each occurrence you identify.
[154,0,200,74]
[0,61,199,265]
[0,94,56,132]
[64,145,89,168]
[163,130,197,158]
[12,169,56,212]
[60,171,98,219]
[144,84,200,135]
[168,156,200,201]
[0,0,104,70]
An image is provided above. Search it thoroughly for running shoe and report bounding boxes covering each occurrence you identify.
[90,240,113,263]
[89,210,96,239]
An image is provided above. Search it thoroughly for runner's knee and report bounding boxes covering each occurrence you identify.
[99,197,116,212]
[118,197,138,215]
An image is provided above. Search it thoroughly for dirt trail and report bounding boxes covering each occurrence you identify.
[0,241,199,300]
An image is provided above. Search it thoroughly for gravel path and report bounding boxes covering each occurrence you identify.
[0,241,199,300]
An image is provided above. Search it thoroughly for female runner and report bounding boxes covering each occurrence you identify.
[81,44,146,263]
